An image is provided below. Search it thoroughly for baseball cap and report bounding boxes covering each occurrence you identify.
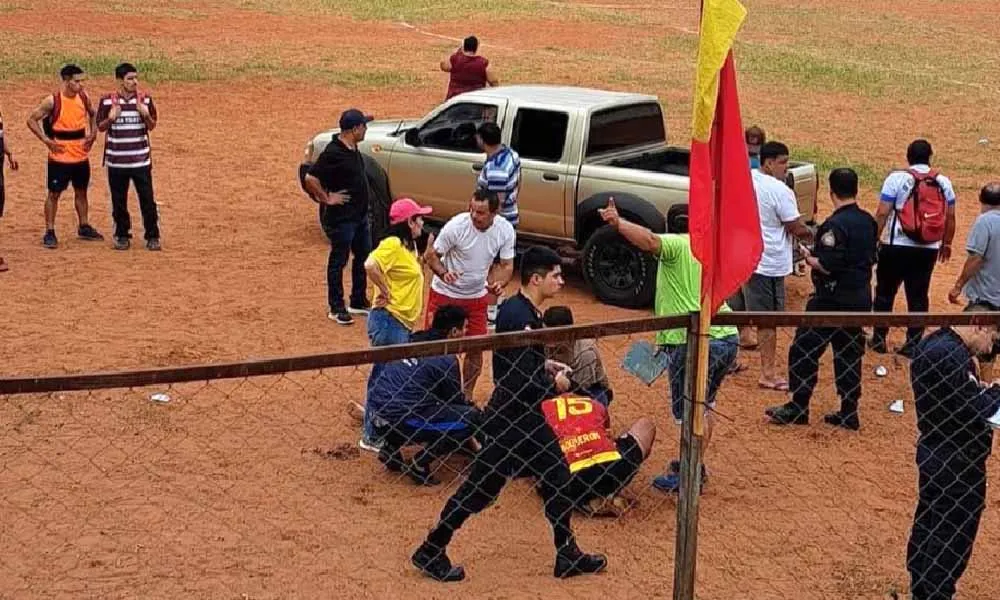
[389,197,432,225]
[339,108,374,131]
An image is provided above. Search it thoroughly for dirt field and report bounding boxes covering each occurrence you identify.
[1,0,999,598]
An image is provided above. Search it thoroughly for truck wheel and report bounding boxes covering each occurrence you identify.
[582,225,656,309]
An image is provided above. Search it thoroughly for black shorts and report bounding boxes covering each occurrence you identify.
[569,433,644,502]
[47,160,90,193]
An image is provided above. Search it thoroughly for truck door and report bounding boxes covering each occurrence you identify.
[508,107,572,238]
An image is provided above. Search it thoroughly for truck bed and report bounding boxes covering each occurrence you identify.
[608,148,691,178]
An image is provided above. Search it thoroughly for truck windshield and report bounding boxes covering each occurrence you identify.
[586,103,666,157]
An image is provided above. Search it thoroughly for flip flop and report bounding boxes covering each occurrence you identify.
[758,379,790,392]
[0,258,8,272]
[740,343,759,351]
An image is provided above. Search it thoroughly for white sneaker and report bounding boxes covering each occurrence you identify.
[358,437,382,453]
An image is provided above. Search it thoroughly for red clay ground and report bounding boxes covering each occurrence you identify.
[1,1,999,598]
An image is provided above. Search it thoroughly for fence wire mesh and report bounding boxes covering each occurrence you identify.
[1,312,999,599]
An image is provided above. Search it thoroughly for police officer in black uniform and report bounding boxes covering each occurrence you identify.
[766,168,878,430]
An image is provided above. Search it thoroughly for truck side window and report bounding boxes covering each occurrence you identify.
[419,103,498,152]
[510,109,568,163]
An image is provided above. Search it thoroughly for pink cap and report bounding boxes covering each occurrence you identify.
[389,197,432,225]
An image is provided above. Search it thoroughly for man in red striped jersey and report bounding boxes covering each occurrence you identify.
[96,63,160,251]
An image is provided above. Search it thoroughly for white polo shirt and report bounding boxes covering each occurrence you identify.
[752,169,801,278]
[879,164,956,249]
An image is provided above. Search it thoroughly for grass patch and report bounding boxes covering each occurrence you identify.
[232,0,547,20]
[792,145,885,189]
[0,1,25,12]
[94,1,208,19]
[0,45,416,89]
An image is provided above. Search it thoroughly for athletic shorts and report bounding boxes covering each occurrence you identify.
[569,434,644,502]
[425,289,489,336]
[743,273,786,312]
[48,160,90,193]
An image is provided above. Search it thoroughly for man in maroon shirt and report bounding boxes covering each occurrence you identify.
[440,35,499,100]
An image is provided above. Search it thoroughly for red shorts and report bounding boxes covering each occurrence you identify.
[425,289,489,336]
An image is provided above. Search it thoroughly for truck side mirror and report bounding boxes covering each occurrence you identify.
[404,128,422,147]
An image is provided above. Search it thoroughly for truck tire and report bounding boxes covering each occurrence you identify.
[582,224,657,309]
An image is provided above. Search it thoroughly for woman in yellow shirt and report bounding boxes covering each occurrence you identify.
[365,198,432,346]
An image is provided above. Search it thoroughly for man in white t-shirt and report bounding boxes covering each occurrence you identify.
[748,141,813,390]
[871,139,957,358]
[424,188,516,399]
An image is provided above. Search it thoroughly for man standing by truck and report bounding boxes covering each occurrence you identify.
[303,108,375,326]
[440,35,498,100]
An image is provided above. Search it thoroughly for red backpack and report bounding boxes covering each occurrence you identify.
[895,169,947,244]
[42,90,93,138]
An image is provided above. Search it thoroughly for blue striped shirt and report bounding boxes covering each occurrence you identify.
[477,145,521,227]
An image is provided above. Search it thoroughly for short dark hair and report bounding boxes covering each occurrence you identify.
[745,125,766,145]
[906,139,933,166]
[476,122,502,146]
[981,183,1000,207]
[543,306,574,327]
[829,168,859,199]
[115,62,138,80]
[667,204,689,234]
[520,246,562,285]
[759,141,789,163]
[60,64,84,80]
[431,304,468,332]
[472,187,500,213]
[463,35,479,53]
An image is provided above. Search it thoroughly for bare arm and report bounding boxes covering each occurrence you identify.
[26,96,58,151]
[485,66,499,87]
[439,57,452,72]
[949,254,985,304]
[783,218,814,242]
[874,201,893,240]
[487,258,514,295]
[303,174,328,204]
[423,244,449,278]
[940,205,957,263]
[364,257,391,304]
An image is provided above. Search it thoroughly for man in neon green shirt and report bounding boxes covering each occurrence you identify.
[599,200,739,492]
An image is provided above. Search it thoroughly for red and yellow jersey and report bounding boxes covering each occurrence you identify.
[541,394,620,473]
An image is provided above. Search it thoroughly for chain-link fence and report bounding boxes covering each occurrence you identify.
[2,312,998,599]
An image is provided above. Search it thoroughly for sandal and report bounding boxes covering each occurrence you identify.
[758,379,790,391]
[0,257,8,273]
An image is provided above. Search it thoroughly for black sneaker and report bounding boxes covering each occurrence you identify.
[377,448,405,473]
[554,548,608,579]
[765,403,809,426]
[867,336,888,354]
[42,230,58,249]
[78,224,104,241]
[113,237,130,251]
[407,462,440,486]
[823,411,860,431]
[348,300,371,316]
[146,238,161,252]
[328,311,354,326]
[412,543,465,582]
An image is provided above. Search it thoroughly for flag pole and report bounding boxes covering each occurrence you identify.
[672,4,712,598]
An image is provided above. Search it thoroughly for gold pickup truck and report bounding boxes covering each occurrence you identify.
[300,85,818,308]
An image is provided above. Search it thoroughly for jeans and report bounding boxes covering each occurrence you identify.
[364,308,412,442]
[664,334,739,422]
[325,218,371,313]
[366,308,411,346]
[108,166,158,240]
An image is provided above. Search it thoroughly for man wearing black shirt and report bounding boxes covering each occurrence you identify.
[412,247,608,582]
[907,304,1000,600]
[304,109,374,326]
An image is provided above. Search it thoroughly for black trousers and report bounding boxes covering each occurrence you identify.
[873,245,939,347]
[907,446,987,600]
[0,163,6,218]
[424,414,578,555]
[788,296,866,414]
[108,166,159,240]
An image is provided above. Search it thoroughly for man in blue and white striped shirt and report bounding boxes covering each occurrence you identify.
[476,122,520,227]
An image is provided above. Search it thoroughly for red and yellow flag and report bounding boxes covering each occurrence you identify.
[687,0,761,315]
